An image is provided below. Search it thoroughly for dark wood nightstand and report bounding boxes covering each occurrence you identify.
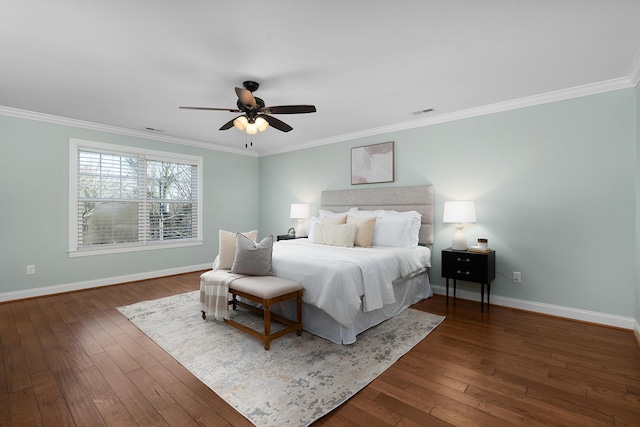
[441,248,496,312]
[277,235,303,241]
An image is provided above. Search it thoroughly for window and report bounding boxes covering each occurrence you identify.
[69,139,202,256]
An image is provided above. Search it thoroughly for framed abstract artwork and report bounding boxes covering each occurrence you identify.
[351,141,394,185]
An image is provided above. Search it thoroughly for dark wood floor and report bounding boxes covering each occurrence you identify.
[1,271,639,426]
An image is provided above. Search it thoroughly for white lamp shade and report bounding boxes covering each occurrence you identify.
[443,201,476,250]
[443,201,477,223]
[289,203,311,219]
[255,116,269,132]
[233,116,248,131]
[232,116,269,134]
[246,123,258,135]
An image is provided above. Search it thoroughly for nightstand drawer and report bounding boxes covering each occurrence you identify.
[442,250,495,283]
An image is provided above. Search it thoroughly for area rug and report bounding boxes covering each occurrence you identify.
[117,291,445,427]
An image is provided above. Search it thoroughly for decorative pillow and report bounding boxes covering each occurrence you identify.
[322,215,347,225]
[310,211,348,241]
[312,223,357,247]
[230,234,274,276]
[346,215,376,248]
[318,209,349,219]
[218,229,257,269]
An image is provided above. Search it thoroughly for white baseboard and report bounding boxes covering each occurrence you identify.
[431,285,636,330]
[0,263,212,303]
[3,273,638,335]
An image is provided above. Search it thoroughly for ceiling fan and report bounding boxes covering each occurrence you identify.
[179,81,316,135]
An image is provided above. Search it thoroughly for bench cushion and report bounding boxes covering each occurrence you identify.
[230,276,303,299]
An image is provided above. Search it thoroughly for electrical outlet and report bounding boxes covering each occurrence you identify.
[27,264,35,275]
[513,271,521,283]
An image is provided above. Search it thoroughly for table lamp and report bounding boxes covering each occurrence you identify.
[443,201,476,250]
[289,204,310,237]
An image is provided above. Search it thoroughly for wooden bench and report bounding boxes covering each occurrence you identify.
[201,275,303,350]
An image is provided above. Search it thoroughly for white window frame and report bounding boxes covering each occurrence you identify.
[69,138,203,257]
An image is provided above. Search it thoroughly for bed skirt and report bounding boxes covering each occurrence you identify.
[269,270,432,344]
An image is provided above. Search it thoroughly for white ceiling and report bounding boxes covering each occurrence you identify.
[2,1,640,156]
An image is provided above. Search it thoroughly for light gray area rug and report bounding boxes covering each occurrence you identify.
[117,291,445,427]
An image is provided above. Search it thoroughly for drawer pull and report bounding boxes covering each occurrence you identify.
[457,257,471,262]
[457,270,471,275]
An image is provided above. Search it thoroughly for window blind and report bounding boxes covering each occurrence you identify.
[74,146,199,251]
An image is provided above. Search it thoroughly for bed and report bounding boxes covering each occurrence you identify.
[267,185,435,344]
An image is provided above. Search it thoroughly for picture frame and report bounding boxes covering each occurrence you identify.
[351,141,394,185]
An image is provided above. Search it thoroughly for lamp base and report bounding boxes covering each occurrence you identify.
[451,225,468,250]
[296,220,306,237]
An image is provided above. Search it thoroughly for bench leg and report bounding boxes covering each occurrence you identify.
[296,291,302,336]
[224,288,303,351]
[264,303,271,338]
[264,301,272,350]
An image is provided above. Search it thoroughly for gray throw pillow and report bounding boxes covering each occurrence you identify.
[230,233,274,276]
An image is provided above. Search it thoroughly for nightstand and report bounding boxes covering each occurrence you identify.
[277,235,302,241]
[441,248,496,312]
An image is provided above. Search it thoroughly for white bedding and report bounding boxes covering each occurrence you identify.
[271,239,431,328]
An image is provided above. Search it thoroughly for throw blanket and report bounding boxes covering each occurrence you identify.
[200,270,245,321]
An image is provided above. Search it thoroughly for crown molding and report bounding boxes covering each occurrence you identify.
[262,76,636,157]
[0,106,258,157]
[3,71,637,160]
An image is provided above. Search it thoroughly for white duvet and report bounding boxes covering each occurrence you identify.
[271,239,430,328]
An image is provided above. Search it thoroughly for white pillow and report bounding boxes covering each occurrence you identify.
[375,211,421,247]
[307,216,320,240]
[348,208,421,247]
[348,207,385,218]
[218,229,257,269]
[307,216,321,241]
[312,223,357,247]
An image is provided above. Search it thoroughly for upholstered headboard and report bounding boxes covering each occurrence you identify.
[320,185,435,247]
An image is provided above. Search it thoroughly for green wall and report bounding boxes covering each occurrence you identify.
[260,88,638,318]
[1,86,638,324]
[0,115,259,295]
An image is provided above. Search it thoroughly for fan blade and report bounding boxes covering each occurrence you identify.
[180,106,241,112]
[261,114,293,132]
[219,115,243,131]
[260,105,316,114]
[235,87,257,110]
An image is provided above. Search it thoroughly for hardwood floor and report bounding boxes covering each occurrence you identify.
[1,271,639,426]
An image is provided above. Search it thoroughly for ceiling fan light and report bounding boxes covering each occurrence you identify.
[255,116,269,132]
[246,123,258,135]
[233,115,248,130]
